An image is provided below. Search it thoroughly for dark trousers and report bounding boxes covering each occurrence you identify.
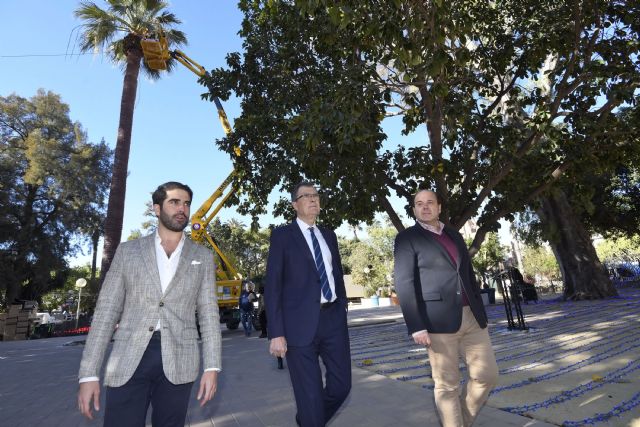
[104,332,194,427]
[286,302,352,427]
[259,310,267,335]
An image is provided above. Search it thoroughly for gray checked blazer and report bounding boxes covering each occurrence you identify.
[78,234,222,387]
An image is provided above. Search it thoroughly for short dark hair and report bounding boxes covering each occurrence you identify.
[152,181,193,206]
[290,181,317,202]
[412,189,443,205]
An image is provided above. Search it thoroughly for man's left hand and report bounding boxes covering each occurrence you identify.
[197,371,218,407]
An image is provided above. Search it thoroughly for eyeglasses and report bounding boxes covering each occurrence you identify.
[295,193,320,201]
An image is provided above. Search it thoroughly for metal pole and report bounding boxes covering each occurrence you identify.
[75,287,82,330]
[75,278,87,330]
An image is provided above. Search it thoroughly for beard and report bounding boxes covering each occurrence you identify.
[158,209,189,232]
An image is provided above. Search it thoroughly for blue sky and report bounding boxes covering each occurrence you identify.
[1,1,510,266]
[1,1,255,265]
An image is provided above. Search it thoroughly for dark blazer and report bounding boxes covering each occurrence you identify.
[265,222,347,346]
[394,223,487,335]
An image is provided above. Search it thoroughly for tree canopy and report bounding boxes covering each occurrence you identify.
[0,90,112,306]
[203,0,639,251]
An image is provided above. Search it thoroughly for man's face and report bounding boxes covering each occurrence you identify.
[413,190,441,225]
[153,188,191,232]
[292,185,321,219]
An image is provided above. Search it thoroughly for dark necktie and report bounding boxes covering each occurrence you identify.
[309,227,333,302]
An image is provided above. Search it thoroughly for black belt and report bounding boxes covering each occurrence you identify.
[321,300,337,309]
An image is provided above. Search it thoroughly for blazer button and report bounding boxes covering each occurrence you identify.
[159,301,164,307]
[148,326,154,332]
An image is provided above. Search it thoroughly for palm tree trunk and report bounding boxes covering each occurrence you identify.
[90,228,99,294]
[100,41,142,282]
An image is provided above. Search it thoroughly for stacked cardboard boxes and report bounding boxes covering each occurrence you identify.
[0,304,34,341]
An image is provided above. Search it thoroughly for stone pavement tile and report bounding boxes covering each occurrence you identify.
[1,318,555,427]
[186,419,214,427]
[329,368,442,427]
[475,406,556,427]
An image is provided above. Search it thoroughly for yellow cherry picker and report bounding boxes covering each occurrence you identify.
[141,34,246,329]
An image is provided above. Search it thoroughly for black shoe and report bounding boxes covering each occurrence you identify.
[277,357,284,370]
[259,333,267,338]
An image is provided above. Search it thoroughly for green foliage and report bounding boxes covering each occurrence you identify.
[127,201,157,240]
[204,0,640,255]
[596,235,640,264]
[521,245,561,285]
[202,218,270,280]
[0,90,112,306]
[40,265,98,314]
[467,233,507,285]
[346,223,396,297]
[74,0,187,79]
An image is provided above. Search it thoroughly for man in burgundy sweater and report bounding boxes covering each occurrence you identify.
[394,190,498,427]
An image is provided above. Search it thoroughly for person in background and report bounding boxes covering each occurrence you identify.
[239,281,257,336]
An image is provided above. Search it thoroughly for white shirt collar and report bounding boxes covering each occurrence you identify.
[296,216,316,232]
[154,230,186,259]
[417,220,445,235]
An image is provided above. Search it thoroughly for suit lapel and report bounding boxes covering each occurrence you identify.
[290,222,318,272]
[414,224,457,269]
[140,234,163,294]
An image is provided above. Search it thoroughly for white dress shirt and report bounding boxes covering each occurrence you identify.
[296,217,336,303]
[154,231,186,330]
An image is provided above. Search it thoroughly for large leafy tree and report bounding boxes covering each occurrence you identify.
[204,0,638,299]
[346,221,396,297]
[467,233,507,287]
[0,90,112,306]
[512,104,640,298]
[204,219,270,280]
[75,0,187,280]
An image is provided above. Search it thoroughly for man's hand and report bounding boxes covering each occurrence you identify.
[270,336,287,358]
[412,330,432,347]
[197,371,218,407]
[78,381,100,420]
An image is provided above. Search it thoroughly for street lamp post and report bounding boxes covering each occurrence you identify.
[75,278,87,329]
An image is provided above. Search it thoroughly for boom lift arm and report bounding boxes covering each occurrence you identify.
[141,35,246,326]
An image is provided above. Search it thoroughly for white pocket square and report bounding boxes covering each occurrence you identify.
[191,260,201,265]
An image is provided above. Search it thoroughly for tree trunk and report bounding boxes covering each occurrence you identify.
[100,41,142,282]
[379,195,405,232]
[537,188,617,300]
[90,228,99,294]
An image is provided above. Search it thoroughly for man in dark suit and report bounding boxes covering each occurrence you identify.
[265,181,351,427]
[394,190,498,427]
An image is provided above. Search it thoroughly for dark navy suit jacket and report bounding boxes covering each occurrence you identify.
[265,222,347,346]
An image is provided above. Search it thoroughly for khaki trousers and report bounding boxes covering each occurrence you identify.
[427,307,498,427]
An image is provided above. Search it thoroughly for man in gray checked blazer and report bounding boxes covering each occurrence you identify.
[78,182,222,427]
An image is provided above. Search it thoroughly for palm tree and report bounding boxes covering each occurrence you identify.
[75,0,187,280]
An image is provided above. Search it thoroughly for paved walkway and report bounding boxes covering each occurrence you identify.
[0,305,553,427]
